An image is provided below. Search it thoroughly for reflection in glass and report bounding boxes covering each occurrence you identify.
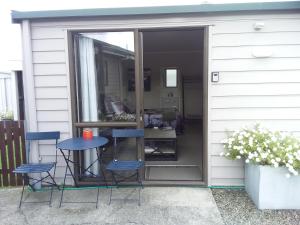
[74,32,136,123]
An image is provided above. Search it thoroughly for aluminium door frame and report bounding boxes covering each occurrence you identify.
[66,25,210,186]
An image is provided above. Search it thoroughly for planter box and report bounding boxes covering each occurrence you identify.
[245,163,300,209]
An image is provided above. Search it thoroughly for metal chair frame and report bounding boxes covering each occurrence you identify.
[13,131,60,208]
[106,129,144,206]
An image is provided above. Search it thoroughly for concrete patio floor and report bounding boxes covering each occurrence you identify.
[0,187,224,225]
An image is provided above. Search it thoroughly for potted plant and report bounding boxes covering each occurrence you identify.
[0,111,14,121]
[221,124,300,209]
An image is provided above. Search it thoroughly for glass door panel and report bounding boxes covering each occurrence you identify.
[72,30,143,182]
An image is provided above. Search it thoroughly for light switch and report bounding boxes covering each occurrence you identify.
[211,72,219,82]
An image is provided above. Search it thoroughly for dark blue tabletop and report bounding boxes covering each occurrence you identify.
[57,136,108,151]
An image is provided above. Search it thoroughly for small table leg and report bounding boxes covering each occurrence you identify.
[59,150,72,208]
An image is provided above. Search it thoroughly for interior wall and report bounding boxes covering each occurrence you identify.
[143,29,204,117]
[184,80,203,119]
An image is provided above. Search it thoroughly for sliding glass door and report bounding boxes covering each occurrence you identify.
[70,30,144,183]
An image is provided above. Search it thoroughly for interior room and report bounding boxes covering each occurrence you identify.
[142,29,204,181]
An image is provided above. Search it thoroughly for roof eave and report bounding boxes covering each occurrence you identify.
[11,1,300,23]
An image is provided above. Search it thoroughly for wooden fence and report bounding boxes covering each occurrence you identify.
[0,120,26,186]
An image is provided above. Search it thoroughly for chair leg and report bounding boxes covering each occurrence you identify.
[109,187,112,205]
[109,171,118,205]
[138,188,141,206]
[18,175,26,209]
[96,171,102,209]
[137,170,143,206]
[96,187,100,208]
[47,172,57,207]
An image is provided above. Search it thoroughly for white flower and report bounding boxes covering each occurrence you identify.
[286,173,291,178]
[261,153,268,159]
[288,159,294,164]
[256,158,261,162]
[293,170,299,176]
[288,167,295,173]
[225,153,230,156]
[275,157,281,162]
[220,152,224,156]
[245,159,250,163]
[236,155,241,159]
[248,153,254,159]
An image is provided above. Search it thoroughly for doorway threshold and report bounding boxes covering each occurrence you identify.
[145,164,202,182]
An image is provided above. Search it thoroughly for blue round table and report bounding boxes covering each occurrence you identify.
[57,136,108,151]
[57,136,109,208]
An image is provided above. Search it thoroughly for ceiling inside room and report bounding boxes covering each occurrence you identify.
[143,29,204,53]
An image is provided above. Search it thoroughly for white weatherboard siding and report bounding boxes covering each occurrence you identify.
[210,14,300,186]
[28,11,300,186]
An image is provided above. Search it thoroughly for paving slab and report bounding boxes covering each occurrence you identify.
[0,187,224,225]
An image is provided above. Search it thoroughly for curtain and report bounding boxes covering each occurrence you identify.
[78,36,99,175]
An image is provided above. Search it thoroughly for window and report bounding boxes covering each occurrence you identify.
[165,68,177,88]
[73,31,136,123]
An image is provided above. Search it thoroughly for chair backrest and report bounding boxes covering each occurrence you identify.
[26,131,60,141]
[26,131,60,163]
[112,129,144,160]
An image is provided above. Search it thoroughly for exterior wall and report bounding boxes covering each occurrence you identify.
[25,10,300,185]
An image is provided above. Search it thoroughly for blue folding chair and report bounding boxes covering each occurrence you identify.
[106,129,144,206]
[13,131,60,208]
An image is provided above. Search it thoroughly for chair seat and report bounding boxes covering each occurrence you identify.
[106,160,144,171]
[13,163,55,174]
